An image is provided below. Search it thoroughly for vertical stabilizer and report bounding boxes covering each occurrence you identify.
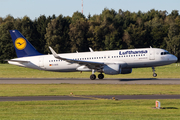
[9,30,42,58]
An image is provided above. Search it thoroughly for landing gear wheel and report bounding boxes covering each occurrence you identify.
[90,74,96,80]
[153,73,157,77]
[98,74,104,79]
[152,67,157,77]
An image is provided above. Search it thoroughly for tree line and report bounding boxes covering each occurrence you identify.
[0,8,180,63]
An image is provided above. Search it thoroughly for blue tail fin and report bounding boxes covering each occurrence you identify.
[9,30,42,58]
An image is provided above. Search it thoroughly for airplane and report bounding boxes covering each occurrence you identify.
[6,30,177,80]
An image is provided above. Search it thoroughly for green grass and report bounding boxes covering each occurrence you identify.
[0,63,180,119]
[0,99,180,120]
[0,84,180,96]
[0,63,180,78]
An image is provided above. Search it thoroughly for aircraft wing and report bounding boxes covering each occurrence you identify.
[5,59,29,63]
[49,46,104,69]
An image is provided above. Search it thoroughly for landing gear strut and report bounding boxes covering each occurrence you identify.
[90,69,96,80]
[152,67,157,77]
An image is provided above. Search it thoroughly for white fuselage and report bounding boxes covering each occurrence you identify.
[8,48,177,72]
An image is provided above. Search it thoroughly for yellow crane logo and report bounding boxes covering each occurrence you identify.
[15,38,27,50]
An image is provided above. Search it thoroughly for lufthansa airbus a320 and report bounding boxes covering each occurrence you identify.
[6,30,177,80]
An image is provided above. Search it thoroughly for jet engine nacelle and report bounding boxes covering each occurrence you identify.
[120,68,132,74]
[103,64,132,75]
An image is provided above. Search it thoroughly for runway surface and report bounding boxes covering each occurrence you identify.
[0,95,180,101]
[0,78,180,84]
[0,96,94,101]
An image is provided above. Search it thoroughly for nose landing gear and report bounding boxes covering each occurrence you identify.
[152,67,157,77]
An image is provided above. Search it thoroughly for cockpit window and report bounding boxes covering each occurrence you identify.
[161,52,170,55]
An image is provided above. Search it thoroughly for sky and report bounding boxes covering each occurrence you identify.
[0,0,180,20]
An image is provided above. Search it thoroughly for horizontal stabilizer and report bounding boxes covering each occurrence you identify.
[5,59,29,63]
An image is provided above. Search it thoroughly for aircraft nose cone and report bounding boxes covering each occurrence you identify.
[171,55,178,63]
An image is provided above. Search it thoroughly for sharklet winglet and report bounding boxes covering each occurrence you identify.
[49,46,61,59]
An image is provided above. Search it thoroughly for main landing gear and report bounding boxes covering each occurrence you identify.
[152,67,157,77]
[90,74,96,80]
[90,69,104,80]
[98,73,104,79]
[90,74,104,80]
